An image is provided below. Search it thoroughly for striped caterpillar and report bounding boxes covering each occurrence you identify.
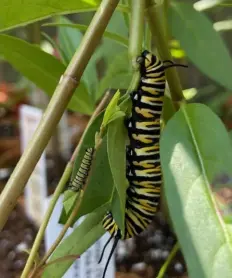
[68,148,94,192]
[99,50,187,278]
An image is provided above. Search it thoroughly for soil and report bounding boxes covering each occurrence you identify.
[0,203,187,278]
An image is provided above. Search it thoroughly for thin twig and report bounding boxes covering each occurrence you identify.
[0,0,120,231]
[71,90,111,162]
[21,92,112,278]
[31,191,85,277]
[157,242,179,278]
[129,0,145,66]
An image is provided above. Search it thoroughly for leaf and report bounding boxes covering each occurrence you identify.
[106,110,125,125]
[62,190,80,214]
[160,103,232,278]
[169,2,232,91]
[60,112,114,224]
[103,89,121,126]
[0,0,101,32]
[56,16,98,102]
[97,11,129,65]
[205,91,231,115]
[44,22,129,48]
[107,117,128,235]
[97,51,132,100]
[0,34,92,114]
[42,207,106,278]
[194,0,228,11]
[162,95,175,124]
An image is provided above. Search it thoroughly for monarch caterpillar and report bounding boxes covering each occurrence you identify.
[68,148,94,192]
[99,50,187,278]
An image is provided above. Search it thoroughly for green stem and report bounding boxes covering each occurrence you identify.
[145,23,152,51]
[71,91,111,162]
[21,164,72,278]
[33,190,85,276]
[26,22,41,45]
[129,0,145,69]
[145,0,184,109]
[0,0,120,231]
[157,242,179,278]
[121,0,130,28]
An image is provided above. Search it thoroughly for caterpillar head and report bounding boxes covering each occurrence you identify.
[137,50,158,73]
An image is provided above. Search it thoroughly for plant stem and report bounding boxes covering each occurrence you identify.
[21,91,112,278]
[32,191,85,277]
[157,242,179,278]
[145,23,152,51]
[0,0,120,231]
[21,164,72,278]
[121,0,130,28]
[129,0,145,68]
[145,0,184,109]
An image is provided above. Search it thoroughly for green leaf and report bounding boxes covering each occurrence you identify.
[103,89,121,126]
[0,34,92,114]
[0,0,101,32]
[106,110,125,125]
[41,32,65,64]
[42,207,106,278]
[229,130,232,143]
[44,22,129,48]
[62,190,80,214]
[160,103,232,278]
[206,91,231,115]
[56,16,98,102]
[60,112,114,224]
[96,11,128,65]
[97,52,132,100]
[107,117,128,235]
[169,2,232,91]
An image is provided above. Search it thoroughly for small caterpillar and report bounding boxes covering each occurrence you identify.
[68,148,94,192]
[99,50,187,278]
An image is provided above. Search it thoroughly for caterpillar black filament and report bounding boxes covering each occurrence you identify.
[99,50,187,278]
[68,148,94,192]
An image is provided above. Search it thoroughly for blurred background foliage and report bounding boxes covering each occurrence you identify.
[1,0,232,197]
[1,0,232,277]
[1,0,232,122]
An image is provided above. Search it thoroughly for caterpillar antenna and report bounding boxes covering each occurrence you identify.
[164,63,188,69]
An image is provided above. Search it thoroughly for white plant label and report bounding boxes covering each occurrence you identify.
[45,195,115,278]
